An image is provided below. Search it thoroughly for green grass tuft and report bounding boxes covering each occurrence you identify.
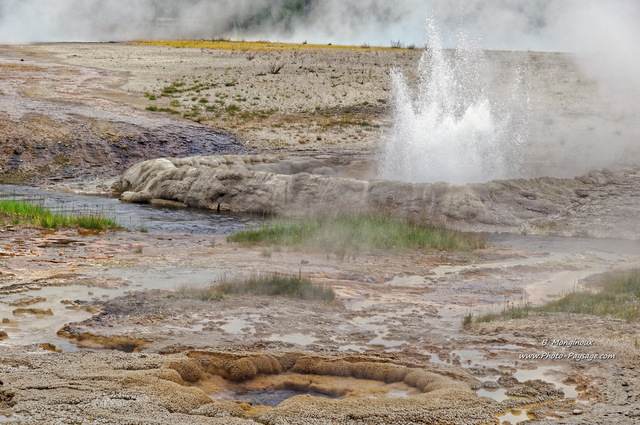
[462,313,473,329]
[473,269,640,324]
[537,269,640,321]
[174,273,335,302]
[228,213,486,253]
[0,200,119,231]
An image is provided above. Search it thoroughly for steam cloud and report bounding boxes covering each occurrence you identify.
[0,1,636,52]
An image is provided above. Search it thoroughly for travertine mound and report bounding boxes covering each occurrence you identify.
[116,155,640,239]
[186,351,500,425]
[0,349,572,424]
[0,351,255,425]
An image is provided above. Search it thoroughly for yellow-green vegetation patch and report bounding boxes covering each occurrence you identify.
[174,273,335,302]
[228,213,486,253]
[133,39,406,52]
[0,63,45,72]
[0,200,119,231]
[472,269,640,324]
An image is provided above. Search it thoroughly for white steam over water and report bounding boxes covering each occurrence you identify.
[380,20,527,184]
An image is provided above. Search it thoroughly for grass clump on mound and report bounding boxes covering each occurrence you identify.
[0,200,119,231]
[472,269,640,324]
[174,273,335,302]
[228,214,486,253]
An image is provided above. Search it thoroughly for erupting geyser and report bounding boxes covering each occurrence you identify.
[380,19,527,184]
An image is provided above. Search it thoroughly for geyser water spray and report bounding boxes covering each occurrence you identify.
[379,19,527,184]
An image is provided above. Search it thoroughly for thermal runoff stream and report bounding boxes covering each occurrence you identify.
[379,19,528,184]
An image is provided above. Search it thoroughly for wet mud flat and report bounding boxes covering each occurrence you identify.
[1,221,639,424]
[0,41,638,424]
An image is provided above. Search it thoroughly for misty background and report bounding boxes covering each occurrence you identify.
[0,1,637,51]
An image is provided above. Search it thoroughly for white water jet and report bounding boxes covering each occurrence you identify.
[379,19,527,184]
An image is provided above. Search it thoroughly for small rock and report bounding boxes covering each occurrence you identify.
[12,308,53,316]
[120,191,152,203]
[572,409,583,415]
[150,198,187,208]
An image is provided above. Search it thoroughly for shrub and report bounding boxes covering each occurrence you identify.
[267,61,286,74]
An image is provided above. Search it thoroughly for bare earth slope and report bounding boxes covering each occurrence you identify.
[0,45,242,184]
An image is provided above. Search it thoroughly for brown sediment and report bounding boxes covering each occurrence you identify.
[39,342,62,352]
[185,350,475,390]
[167,358,207,383]
[0,357,33,369]
[56,326,148,352]
[0,222,636,424]
[0,389,15,408]
[0,63,45,72]
[8,296,46,306]
[189,352,471,393]
[186,351,287,383]
[12,307,53,316]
